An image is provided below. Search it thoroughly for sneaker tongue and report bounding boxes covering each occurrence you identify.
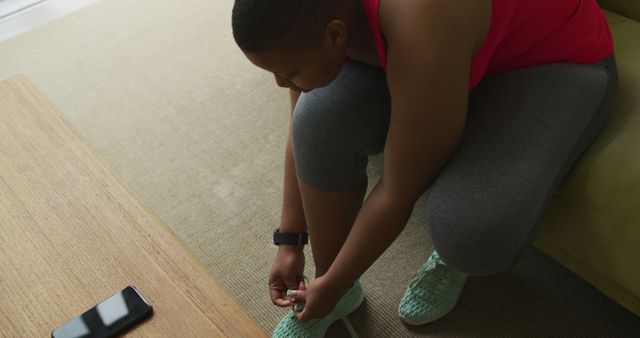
[411,262,449,289]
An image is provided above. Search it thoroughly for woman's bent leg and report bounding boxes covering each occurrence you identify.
[292,60,390,277]
[427,56,618,276]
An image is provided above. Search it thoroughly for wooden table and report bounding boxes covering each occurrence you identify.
[0,75,267,337]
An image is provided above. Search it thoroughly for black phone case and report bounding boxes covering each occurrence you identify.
[51,285,153,338]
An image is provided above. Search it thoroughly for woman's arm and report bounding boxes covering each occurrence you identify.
[279,89,307,236]
[323,0,485,289]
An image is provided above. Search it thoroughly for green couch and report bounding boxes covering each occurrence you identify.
[534,0,640,318]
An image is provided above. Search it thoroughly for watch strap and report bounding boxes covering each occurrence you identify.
[273,229,309,246]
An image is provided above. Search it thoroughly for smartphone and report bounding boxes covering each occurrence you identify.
[51,285,153,338]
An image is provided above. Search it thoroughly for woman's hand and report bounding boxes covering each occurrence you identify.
[269,245,306,307]
[288,274,351,321]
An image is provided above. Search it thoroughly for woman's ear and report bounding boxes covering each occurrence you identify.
[325,19,348,46]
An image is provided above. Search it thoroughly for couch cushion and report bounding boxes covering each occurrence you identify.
[535,10,640,317]
[598,0,640,21]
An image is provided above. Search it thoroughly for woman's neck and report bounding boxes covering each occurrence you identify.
[347,0,375,50]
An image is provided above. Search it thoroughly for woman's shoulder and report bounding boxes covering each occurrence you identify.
[378,0,490,57]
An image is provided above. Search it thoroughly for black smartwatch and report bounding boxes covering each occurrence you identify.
[273,229,309,246]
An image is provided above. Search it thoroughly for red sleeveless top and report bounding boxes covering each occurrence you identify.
[362,0,614,90]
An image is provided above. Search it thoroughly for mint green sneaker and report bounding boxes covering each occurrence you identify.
[272,279,364,338]
[398,250,468,325]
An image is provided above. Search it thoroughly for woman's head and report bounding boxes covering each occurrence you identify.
[232,0,354,91]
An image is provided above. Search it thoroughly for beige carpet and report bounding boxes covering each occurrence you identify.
[1,0,639,336]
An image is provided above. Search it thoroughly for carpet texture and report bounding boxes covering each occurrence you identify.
[0,0,638,336]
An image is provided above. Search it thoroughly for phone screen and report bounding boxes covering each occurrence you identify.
[52,286,153,338]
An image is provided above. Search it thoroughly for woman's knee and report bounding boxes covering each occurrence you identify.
[291,104,370,190]
[291,61,390,191]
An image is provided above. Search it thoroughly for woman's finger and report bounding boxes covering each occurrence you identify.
[295,309,306,321]
[270,288,293,307]
[286,289,306,302]
[295,306,315,321]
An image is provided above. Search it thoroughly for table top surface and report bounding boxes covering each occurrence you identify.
[0,75,267,337]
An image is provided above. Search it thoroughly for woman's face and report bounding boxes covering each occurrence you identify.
[244,19,350,93]
[245,43,346,93]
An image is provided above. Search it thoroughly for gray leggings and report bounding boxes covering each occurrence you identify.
[292,55,618,276]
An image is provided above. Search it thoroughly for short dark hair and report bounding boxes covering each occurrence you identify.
[232,0,348,53]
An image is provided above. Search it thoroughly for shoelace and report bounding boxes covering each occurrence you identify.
[341,317,359,338]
